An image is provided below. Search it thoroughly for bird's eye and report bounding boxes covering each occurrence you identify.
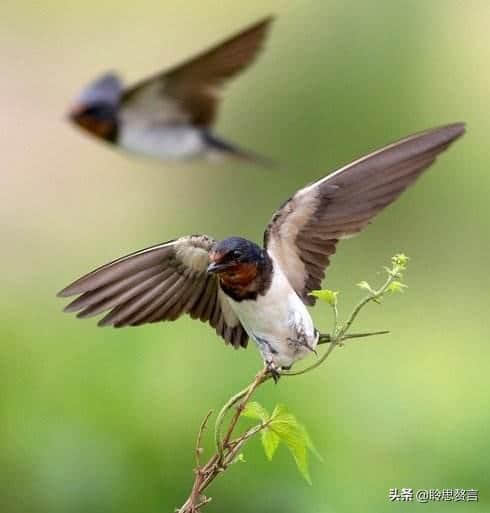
[83,104,113,119]
[83,105,102,117]
[231,250,242,260]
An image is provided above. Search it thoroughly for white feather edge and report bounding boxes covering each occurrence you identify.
[266,194,319,297]
[174,236,211,273]
[174,236,241,328]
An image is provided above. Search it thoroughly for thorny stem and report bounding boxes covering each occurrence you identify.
[224,423,266,465]
[178,399,269,513]
[214,368,269,457]
[177,259,406,512]
[213,389,246,455]
[195,410,213,468]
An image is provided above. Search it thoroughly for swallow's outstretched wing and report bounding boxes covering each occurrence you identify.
[264,123,466,305]
[58,235,248,348]
[121,16,273,127]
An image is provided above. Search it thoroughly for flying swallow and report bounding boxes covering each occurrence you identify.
[68,17,273,165]
[58,123,465,376]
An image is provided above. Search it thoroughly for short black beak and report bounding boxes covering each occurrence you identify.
[207,261,233,274]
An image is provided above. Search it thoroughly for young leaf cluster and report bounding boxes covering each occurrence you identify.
[242,402,321,484]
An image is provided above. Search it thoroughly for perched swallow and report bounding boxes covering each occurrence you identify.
[58,123,465,375]
[68,17,273,164]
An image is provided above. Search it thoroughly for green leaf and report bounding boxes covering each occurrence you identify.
[310,289,338,306]
[268,405,317,484]
[247,404,320,483]
[270,418,311,484]
[261,428,280,460]
[241,401,269,422]
[271,403,288,420]
[301,424,323,462]
[387,281,407,294]
[357,281,374,293]
[392,253,410,269]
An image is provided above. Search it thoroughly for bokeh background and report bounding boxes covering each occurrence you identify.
[2,1,489,512]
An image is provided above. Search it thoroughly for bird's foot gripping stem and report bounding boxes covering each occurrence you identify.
[265,361,282,383]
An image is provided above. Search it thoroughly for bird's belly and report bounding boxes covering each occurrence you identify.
[230,291,317,369]
[119,124,205,159]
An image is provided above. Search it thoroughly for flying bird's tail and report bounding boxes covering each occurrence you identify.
[202,132,276,169]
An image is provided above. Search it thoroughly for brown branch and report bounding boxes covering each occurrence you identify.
[219,368,269,457]
[176,370,270,513]
[195,410,213,468]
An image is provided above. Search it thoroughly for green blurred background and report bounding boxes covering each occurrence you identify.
[2,1,489,512]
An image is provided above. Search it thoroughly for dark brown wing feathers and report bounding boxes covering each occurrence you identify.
[265,123,465,305]
[122,16,273,126]
[58,236,248,348]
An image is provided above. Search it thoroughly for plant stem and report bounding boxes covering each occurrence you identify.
[177,257,406,512]
[317,330,390,344]
[195,410,213,468]
[214,368,269,457]
[178,372,270,513]
[339,272,395,337]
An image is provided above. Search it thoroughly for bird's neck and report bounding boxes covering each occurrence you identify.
[220,250,273,302]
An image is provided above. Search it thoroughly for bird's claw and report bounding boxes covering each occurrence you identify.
[266,361,281,383]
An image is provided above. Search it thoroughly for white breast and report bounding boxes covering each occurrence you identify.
[225,254,317,368]
[119,122,206,160]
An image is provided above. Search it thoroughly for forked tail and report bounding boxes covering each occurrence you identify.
[203,131,277,169]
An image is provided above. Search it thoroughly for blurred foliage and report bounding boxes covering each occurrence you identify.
[1,0,490,512]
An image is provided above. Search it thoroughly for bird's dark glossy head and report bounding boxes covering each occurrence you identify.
[68,73,122,142]
[208,237,272,301]
[208,237,263,273]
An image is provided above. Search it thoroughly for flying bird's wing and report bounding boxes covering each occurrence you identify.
[264,123,466,305]
[121,16,273,127]
[58,235,248,348]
